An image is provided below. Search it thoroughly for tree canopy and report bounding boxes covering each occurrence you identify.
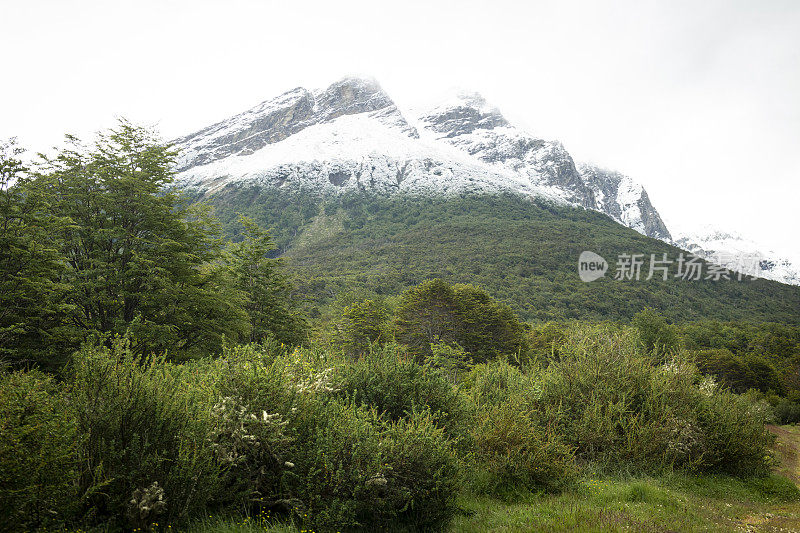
[395,279,528,363]
[0,122,305,369]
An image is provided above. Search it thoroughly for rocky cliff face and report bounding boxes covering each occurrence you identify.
[578,164,671,240]
[415,93,597,209]
[171,77,671,241]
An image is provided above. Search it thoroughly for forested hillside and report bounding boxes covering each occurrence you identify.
[203,185,800,324]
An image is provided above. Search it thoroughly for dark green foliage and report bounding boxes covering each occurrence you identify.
[2,123,316,369]
[286,399,460,531]
[692,348,756,393]
[287,400,389,529]
[691,348,783,395]
[527,321,570,362]
[742,354,783,394]
[0,371,78,531]
[70,339,221,527]
[774,399,800,424]
[203,343,298,510]
[395,279,528,363]
[198,187,321,255]
[333,298,391,356]
[0,325,785,531]
[462,359,529,407]
[678,321,800,357]
[227,216,308,346]
[470,394,578,497]
[534,325,774,475]
[380,412,461,530]
[335,344,470,439]
[695,390,775,476]
[36,121,250,357]
[673,321,800,401]
[203,188,800,324]
[632,307,679,356]
[462,361,578,496]
[0,140,72,370]
[205,343,463,531]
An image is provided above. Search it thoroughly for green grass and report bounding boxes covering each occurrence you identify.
[185,474,800,533]
[448,474,800,533]
[188,516,296,533]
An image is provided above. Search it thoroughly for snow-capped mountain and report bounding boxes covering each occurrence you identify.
[672,227,800,285]
[173,77,670,240]
[171,76,800,285]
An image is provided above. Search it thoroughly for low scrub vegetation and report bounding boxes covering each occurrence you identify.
[0,320,780,531]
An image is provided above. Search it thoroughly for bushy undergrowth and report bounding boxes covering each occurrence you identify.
[469,393,578,497]
[335,344,471,439]
[461,360,577,496]
[0,323,782,531]
[0,371,78,532]
[71,339,221,528]
[533,325,775,475]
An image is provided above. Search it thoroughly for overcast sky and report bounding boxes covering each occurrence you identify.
[2,0,799,258]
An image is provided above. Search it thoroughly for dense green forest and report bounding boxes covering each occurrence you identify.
[203,186,800,324]
[2,123,800,532]
[0,126,305,371]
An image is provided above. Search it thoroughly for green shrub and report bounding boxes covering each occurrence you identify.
[71,339,221,528]
[695,385,775,476]
[692,348,756,393]
[537,325,679,470]
[288,400,459,531]
[631,307,678,356]
[425,341,473,384]
[381,411,461,530]
[535,324,774,475]
[333,298,391,356]
[202,343,304,511]
[774,400,800,424]
[394,279,528,363]
[0,370,79,531]
[463,359,530,407]
[335,344,470,439]
[527,321,569,363]
[470,394,577,497]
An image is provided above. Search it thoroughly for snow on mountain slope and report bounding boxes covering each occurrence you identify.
[174,109,568,199]
[672,226,800,285]
[410,92,670,239]
[413,92,597,208]
[173,77,671,241]
[173,78,414,172]
[171,76,800,285]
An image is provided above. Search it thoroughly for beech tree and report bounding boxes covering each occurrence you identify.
[395,279,528,363]
[36,121,249,357]
[228,215,307,346]
[0,139,71,369]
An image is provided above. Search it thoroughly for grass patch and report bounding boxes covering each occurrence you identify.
[448,474,800,532]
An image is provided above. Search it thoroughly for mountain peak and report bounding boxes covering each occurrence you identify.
[313,76,396,121]
[578,163,671,240]
[172,76,672,245]
[418,90,509,138]
[435,90,494,112]
[173,76,417,171]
